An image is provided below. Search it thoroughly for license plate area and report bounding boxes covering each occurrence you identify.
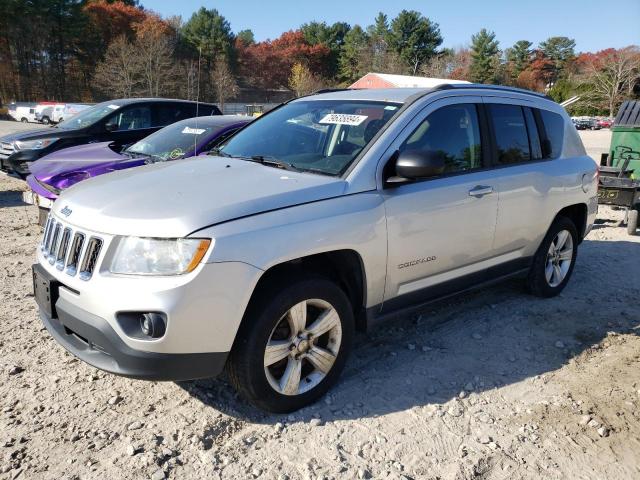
[33,264,60,318]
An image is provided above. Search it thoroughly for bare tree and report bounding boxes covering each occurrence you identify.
[583,47,640,116]
[420,48,471,79]
[210,56,239,112]
[136,28,176,97]
[93,36,139,98]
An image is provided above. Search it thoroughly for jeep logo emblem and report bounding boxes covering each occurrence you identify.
[60,206,72,217]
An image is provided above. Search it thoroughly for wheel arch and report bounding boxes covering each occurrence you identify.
[241,249,368,334]
[554,203,588,243]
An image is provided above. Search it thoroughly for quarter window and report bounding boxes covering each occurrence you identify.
[400,104,483,173]
[539,109,564,159]
[488,104,530,164]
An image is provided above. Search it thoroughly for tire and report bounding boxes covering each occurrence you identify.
[227,275,354,413]
[42,116,50,125]
[527,216,578,298]
[21,117,27,123]
[627,209,639,236]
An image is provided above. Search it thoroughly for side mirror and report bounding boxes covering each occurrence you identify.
[105,122,118,132]
[394,149,445,180]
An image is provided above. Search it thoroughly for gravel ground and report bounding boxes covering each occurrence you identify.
[1,125,640,480]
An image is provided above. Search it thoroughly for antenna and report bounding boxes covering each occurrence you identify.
[194,44,202,155]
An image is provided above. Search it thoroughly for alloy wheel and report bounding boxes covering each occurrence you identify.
[264,299,342,396]
[545,229,573,287]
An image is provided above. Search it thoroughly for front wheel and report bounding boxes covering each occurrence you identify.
[227,276,354,413]
[527,216,578,297]
[627,208,638,236]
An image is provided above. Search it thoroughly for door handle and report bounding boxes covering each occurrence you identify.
[468,185,494,197]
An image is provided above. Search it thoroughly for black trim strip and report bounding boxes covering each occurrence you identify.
[367,256,531,326]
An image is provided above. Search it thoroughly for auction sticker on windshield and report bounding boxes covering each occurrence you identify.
[182,127,206,135]
[319,113,368,126]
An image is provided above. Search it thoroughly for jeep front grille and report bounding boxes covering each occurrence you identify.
[41,216,103,280]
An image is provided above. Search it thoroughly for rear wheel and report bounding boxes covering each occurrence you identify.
[627,208,638,236]
[42,116,50,125]
[227,276,354,413]
[21,117,27,123]
[527,216,578,297]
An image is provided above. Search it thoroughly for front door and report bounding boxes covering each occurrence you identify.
[381,97,499,309]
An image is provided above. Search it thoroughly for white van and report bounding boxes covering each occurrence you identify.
[58,103,91,123]
[11,105,37,123]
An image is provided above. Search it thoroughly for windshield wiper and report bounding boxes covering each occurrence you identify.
[207,147,233,158]
[249,155,301,172]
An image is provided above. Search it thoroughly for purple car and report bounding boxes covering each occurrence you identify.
[25,115,251,220]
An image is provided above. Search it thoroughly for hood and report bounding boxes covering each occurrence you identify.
[29,142,126,180]
[0,128,56,143]
[53,156,348,237]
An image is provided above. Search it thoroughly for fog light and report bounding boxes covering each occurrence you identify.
[140,313,166,338]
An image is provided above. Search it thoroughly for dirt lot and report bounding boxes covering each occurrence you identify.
[1,125,639,480]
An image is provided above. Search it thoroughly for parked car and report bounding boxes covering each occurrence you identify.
[24,115,251,222]
[0,98,221,178]
[33,85,597,412]
[597,117,613,129]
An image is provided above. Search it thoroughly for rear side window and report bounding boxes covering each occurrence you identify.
[539,109,564,159]
[154,103,198,127]
[401,104,483,173]
[488,104,530,164]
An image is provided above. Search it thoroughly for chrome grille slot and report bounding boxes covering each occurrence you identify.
[55,228,72,270]
[65,232,85,276]
[47,223,62,264]
[79,238,103,281]
[42,217,54,252]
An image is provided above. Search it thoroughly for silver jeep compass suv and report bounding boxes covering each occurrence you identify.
[33,85,598,412]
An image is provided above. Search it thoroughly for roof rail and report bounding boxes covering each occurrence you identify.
[433,83,552,101]
[312,88,360,95]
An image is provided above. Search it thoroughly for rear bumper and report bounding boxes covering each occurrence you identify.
[40,295,229,381]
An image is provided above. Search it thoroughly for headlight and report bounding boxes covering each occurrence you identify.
[14,137,59,150]
[110,237,212,275]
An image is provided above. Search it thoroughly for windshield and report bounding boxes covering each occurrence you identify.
[220,100,401,176]
[56,102,121,130]
[126,120,220,161]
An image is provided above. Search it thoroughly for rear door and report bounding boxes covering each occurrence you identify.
[482,97,562,258]
[382,96,499,308]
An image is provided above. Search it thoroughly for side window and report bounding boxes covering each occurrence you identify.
[488,104,531,164]
[523,107,542,159]
[107,105,152,131]
[539,109,564,159]
[400,104,483,173]
[153,103,198,127]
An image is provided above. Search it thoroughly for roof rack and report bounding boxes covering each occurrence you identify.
[433,83,552,101]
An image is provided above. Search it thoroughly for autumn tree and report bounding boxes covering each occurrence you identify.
[387,10,442,74]
[237,30,330,92]
[289,63,324,97]
[469,29,500,83]
[211,56,239,111]
[301,21,351,79]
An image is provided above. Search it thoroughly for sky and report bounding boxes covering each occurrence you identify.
[145,0,640,53]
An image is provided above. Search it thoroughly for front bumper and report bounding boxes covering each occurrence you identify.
[5,150,41,177]
[40,294,228,381]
